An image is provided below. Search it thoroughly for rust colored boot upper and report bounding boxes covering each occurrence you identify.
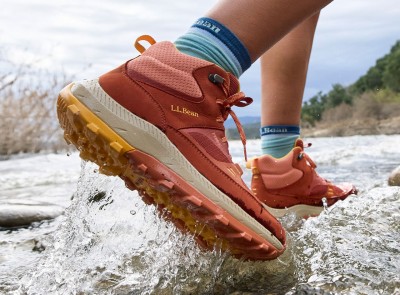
[98,41,285,243]
[250,139,357,211]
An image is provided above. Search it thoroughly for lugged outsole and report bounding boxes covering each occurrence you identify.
[57,84,284,260]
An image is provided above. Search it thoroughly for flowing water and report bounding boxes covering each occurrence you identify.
[1,135,399,295]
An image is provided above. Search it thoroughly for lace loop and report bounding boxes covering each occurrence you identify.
[298,151,317,168]
[299,141,316,167]
[304,152,317,168]
[215,88,253,161]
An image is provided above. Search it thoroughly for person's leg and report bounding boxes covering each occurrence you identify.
[248,13,357,218]
[175,1,331,77]
[206,1,327,62]
[260,13,320,158]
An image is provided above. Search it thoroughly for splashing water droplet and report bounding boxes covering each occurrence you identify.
[322,197,328,210]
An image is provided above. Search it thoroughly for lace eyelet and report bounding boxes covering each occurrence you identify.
[208,73,225,84]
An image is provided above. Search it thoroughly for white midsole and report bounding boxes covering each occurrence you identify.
[263,203,324,218]
[71,79,283,250]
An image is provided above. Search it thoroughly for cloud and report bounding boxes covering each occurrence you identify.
[305,0,400,95]
[1,0,399,116]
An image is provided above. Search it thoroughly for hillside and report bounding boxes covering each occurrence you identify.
[227,40,400,139]
[225,116,260,129]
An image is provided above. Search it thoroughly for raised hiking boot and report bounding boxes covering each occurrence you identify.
[56,35,286,260]
[247,139,357,218]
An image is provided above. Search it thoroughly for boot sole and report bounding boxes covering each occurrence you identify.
[262,203,324,218]
[258,188,354,218]
[57,80,285,260]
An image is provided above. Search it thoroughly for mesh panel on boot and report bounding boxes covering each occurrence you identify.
[189,131,231,163]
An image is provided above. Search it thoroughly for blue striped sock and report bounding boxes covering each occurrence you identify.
[175,17,251,77]
[260,125,300,158]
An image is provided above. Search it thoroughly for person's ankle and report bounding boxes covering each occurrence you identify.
[260,125,299,158]
[174,17,251,78]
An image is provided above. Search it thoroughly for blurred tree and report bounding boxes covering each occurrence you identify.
[325,84,353,108]
[383,41,400,92]
[302,39,399,126]
[351,41,400,95]
[301,92,326,126]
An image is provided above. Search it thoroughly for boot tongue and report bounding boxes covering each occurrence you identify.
[227,73,240,95]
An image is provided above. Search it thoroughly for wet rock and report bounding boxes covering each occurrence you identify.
[0,201,64,227]
[388,166,400,186]
[291,285,332,295]
[32,239,48,253]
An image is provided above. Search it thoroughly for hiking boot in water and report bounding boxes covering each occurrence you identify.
[57,35,286,260]
[247,139,357,218]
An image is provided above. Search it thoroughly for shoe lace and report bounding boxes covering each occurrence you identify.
[133,36,253,161]
[211,74,253,161]
[297,142,317,168]
[302,152,317,168]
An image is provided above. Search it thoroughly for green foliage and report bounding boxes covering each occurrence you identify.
[301,39,400,126]
[301,92,326,126]
[226,122,260,140]
[351,57,388,95]
[351,40,400,95]
[383,43,400,92]
[325,84,353,108]
[374,88,400,103]
[301,85,353,126]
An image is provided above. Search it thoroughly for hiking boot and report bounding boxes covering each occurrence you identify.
[56,35,285,260]
[247,139,357,218]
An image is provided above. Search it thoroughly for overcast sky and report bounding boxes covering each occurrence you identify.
[1,0,399,116]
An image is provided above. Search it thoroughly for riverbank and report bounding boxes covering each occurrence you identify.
[302,115,400,137]
[226,115,400,140]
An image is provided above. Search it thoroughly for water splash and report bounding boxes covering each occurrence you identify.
[3,135,399,294]
[16,161,400,294]
[19,162,295,294]
[289,188,400,294]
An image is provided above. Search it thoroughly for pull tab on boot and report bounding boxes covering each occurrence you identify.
[134,35,157,54]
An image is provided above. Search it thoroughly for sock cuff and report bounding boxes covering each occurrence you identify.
[192,17,251,73]
[261,134,299,158]
[260,125,300,136]
[184,28,243,76]
[261,134,299,147]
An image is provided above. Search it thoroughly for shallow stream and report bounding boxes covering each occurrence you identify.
[1,135,399,294]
